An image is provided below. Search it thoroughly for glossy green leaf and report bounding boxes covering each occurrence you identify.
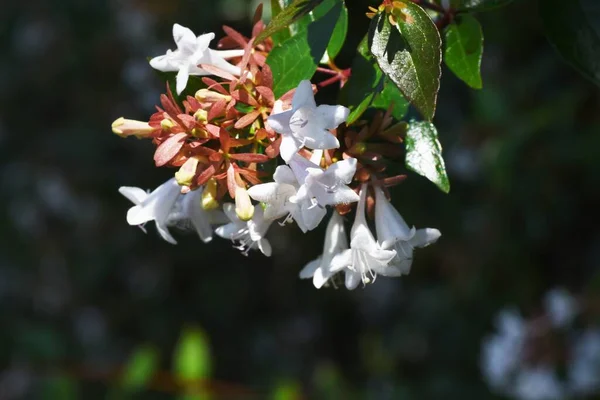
[444,15,483,89]
[368,6,441,121]
[338,36,382,124]
[288,0,347,61]
[540,0,600,87]
[371,77,409,120]
[122,345,159,391]
[267,0,343,97]
[456,0,513,12]
[256,0,324,44]
[174,328,211,380]
[405,121,450,193]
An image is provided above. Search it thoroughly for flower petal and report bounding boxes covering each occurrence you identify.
[299,258,321,279]
[279,135,302,162]
[195,32,215,52]
[155,221,178,244]
[273,165,297,186]
[330,249,352,272]
[410,228,441,248]
[119,186,148,205]
[267,110,293,134]
[183,190,213,243]
[149,54,178,72]
[344,270,361,290]
[175,63,190,95]
[292,80,316,110]
[316,104,349,129]
[173,23,198,55]
[258,238,272,257]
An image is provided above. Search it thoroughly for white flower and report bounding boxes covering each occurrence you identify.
[568,329,600,396]
[289,154,360,207]
[329,184,397,290]
[215,203,272,256]
[246,165,326,232]
[374,186,441,275]
[119,178,182,244]
[513,366,565,400]
[481,308,526,391]
[149,24,244,95]
[543,288,578,329]
[166,186,225,243]
[299,211,349,288]
[267,80,349,162]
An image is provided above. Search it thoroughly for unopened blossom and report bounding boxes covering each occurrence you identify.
[267,80,349,162]
[247,165,326,232]
[215,203,272,256]
[111,117,155,138]
[299,211,348,288]
[329,184,397,290]
[374,186,441,275]
[149,24,244,95]
[119,178,182,244]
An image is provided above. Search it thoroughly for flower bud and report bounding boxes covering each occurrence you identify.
[195,89,231,103]
[235,186,254,221]
[201,178,219,210]
[160,118,175,130]
[174,157,200,187]
[193,109,208,123]
[111,117,154,138]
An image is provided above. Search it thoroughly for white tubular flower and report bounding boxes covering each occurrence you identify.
[267,80,349,162]
[299,211,349,288]
[288,154,359,207]
[215,203,272,256]
[329,184,396,290]
[119,178,181,244]
[149,24,244,95]
[568,329,600,396]
[374,186,441,275]
[247,165,326,232]
[513,367,565,400]
[167,186,219,243]
[543,288,578,329]
[481,308,526,392]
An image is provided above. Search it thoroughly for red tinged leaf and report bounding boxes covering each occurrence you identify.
[265,136,281,158]
[219,128,231,153]
[199,64,237,81]
[379,174,408,187]
[222,25,249,48]
[177,114,197,131]
[237,168,263,185]
[255,86,274,106]
[205,124,221,138]
[231,89,259,107]
[259,63,273,88]
[234,110,261,129]
[252,3,263,27]
[238,38,255,84]
[195,164,216,186]
[202,78,229,95]
[229,153,270,163]
[154,132,187,167]
[208,99,227,121]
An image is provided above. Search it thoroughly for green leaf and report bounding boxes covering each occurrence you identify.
[320,0,348,60]
[456,0,513,12]
[256,0,325,44]
[338,36,382,124]
[444,15,483,89]
[540,0,600,87]
[292,0,348,62]
[267,0,343,97]
[174,328,211,380]
[405,121,450,193]
[368,6,441,121]
[270,0,292,45]
[122,345,159,391]
[371,77,409,120]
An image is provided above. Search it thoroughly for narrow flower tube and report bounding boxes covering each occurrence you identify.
[374,186,441,275]
[299,211,349,288]
[112,117,155,138]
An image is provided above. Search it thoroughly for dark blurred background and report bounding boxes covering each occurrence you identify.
[1,0,599,399]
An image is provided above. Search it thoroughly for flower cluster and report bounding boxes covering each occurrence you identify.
[112,16,441,289]
[481,289,600,399]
